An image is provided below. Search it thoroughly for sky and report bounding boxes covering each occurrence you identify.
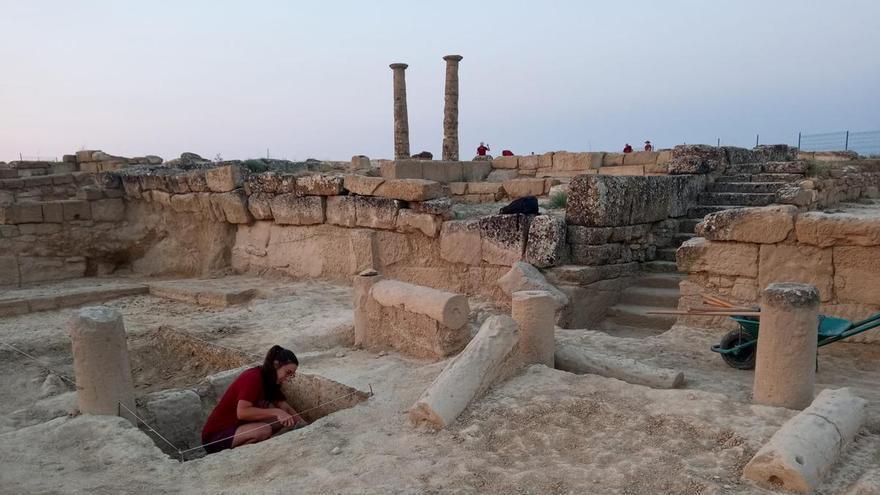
[1,0,879,162]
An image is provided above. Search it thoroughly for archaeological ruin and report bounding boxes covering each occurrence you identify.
[3,57,880,494]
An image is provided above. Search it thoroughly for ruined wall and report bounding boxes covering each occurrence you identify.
[677,205,880,342]
[775,160,880,210]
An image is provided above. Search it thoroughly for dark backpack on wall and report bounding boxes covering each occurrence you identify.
[499,196,539,215]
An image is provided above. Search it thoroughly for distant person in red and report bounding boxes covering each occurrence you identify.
[644,140,654,151]
[477,142,490,156]
[623,143,633,153]
[501,149,514,156]
[201,345,306,454]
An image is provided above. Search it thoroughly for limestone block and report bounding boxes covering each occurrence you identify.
[552,152,595,171]
[461,161,492,181]
[139,174,169,192]
[480,214,529,266]
[271,194,325,225]
[502,178,545,199]
[75,150,94,162]
[622,151,658,166]
[645,162,669,175]
[486,169,519,182]
[467,182,504,195]
[166,174,191,194]
[525,215,567,268]
[567,225,611,245]
[833,246,880,305]
[245,172,282,195]
[318,196,353,228]
[0,256,19,287]
[344,175,385,196]
[763,161,807,174]
[440,219,482,265]
[570,243,629,266]
[420,162,448,182]
[350,155,371,170]
[447,162,465,182]
[371,279,469,329]
[212,190,253,224]
[497,261,568,307]
[296,174,343,196]
[354,196,399,229]
[91,198,125,222]
[278,174,298,194]
[381,160,423,180]
[410,197,453,219]
[696,205,797,244]
[668,144,723,174]
[409,315,519,428]
[566,175,635,227]
[205,164,245,192]
[247,192,274,220]
[743,388,867,494]
[538,152,554,170]
[0,203,43,224]
[796,211,880,247]
[512,290,557,367]
[396,209,442,237]
[545,262,640,286]
[555,342,685,389]
[120,175,142,198]
[448,182,467,195]
[598,164,644,176]
[169,193,200,213]
[677,237,759,277]
[373,179,449,201]
[491,155,518,169]
[758,244,833,302]
[519,155,540,170]
[602,153,625,166]
[60,200,91,221]
[150,191,172,208]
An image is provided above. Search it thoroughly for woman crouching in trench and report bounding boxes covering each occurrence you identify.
[201,345,307,453]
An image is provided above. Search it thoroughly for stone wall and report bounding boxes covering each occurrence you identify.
[677,205,880,343]
[775,160,880,210]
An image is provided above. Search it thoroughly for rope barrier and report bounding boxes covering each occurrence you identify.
[0,341,78,388]
[117,401,184,460]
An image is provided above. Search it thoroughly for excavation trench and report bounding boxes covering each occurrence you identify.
[133,327,369,460]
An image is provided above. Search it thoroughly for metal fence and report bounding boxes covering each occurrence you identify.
[798,130,880,157]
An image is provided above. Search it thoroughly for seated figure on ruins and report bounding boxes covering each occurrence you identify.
[623,143,633,153]
[644,140,653,151]
[201,345,307,454]
[476,142,491,157]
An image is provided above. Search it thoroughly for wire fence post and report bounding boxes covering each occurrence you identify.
[797,132,801,150]
[716,138,720,148]
[845,130,849,151]
[755,134,759,147]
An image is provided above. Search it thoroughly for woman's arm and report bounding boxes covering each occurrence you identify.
[236,400,294,426]
[275,400,307,424]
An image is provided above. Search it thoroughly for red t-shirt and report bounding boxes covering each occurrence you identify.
[202,367,266,441]
[477,145,489,156]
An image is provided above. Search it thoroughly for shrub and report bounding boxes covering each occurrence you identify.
[243,159,270,173]
[548,191,568,209]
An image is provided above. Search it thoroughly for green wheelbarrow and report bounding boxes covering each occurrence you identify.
[711,312,880,369]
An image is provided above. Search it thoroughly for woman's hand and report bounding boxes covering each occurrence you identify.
[275,409,296,428]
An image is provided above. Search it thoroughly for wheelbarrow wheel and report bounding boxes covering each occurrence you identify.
[719,330,756,370]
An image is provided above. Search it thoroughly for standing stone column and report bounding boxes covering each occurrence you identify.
[442,55,463,161]
[753,283,820,410]
[353,269,383,348]
[69,306,136,425]
[390,63,410,160]
[511,290,557,367]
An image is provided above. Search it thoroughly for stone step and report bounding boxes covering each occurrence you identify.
[672,232,694,247]
[698,192,776,206]
[656,248,677,262]
[715,174,752,182]
[597,320,668,338]
[725,163,763,175]
[605,304,678,329]
[762,161,808,174]
[641,260,679,273]
[620,286,680,307]
[638,273,684,289]
[688,205,737,218]
[678,218,702,233]
[751,173,803,183]
[707,181,788,194]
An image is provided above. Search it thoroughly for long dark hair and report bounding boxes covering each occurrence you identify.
[261,345,298,402]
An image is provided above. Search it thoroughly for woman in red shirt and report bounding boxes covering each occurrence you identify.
[201,345,306,454]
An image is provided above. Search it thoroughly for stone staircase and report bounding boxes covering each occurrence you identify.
[597,160,806,337]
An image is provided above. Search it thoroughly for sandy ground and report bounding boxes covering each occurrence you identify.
[1,276,879,494]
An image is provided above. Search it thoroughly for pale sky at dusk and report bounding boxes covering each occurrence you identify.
[2,0,878,162]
